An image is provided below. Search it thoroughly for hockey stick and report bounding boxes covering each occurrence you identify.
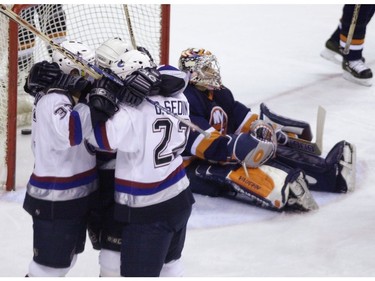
[0,4,210,138]
[343,4,361,55]
[0,4,100,79]
[123,5,137,50]
[285,106,326,155]
[122,4,210,138]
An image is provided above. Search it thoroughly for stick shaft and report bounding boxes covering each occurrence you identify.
[0,4,101,79]
[123,5,137,49]
[343,4,361,55]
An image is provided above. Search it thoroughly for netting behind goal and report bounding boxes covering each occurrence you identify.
[0,4,170,190]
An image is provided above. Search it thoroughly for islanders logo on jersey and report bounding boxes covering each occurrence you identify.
[209,106,228,135]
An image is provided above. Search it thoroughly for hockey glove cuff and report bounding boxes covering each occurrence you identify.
[88,76,121,126]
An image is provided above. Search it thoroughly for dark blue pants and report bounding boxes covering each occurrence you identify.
[32,216,87,268]
[120,206,192,277]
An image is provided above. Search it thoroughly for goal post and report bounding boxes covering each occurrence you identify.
[0,4,171,191]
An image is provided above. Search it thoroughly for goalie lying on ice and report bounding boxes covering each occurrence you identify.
[178,48,356,212]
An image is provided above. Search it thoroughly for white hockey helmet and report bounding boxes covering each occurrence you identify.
[52,40,96,77]
[110,50,152,80]
[178,48,222,90]
[96,37,132,69]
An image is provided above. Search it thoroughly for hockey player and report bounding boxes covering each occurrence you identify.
[320,4,374,87]
[178,48,356,212]
[73,49,195,277]
[89,39,187,277]
[22,40,98,277]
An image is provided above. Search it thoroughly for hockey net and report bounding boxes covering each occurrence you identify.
[0,4,170,191]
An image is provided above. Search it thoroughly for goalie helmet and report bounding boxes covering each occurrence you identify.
[96,37,132,69]
[110,50,152,80]
[52,40,96,77]
[178,48,222,90]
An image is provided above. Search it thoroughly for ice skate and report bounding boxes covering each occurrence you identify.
[287,171,319,212]
[320,39,342,65]
[342,59,373,87]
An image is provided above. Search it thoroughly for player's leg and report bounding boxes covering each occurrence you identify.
[88,166,122,277]
[340,5,373,86]
[27,216,87,277]
[120,207,192,277]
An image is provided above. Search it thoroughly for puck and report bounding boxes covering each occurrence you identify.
[21,129,32,135]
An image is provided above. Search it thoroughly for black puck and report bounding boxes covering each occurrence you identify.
[21,129,32,135]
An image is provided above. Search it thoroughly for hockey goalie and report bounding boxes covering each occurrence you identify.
[178,48,356,212]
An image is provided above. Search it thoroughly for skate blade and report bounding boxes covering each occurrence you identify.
[343,71,373,87]
[320,48,342,65]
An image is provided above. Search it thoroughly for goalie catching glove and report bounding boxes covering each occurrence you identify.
[230,120,277,168]
[118,67,162,106]
[24,60,91,96]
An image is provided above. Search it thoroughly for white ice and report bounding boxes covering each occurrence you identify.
[1,4,375,277]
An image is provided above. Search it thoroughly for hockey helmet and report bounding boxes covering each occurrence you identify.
[110,50,152,80]
[96,37,132,69]
[178,48,222,90]
[52,40,96,77]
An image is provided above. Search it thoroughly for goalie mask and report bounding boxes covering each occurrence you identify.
[178,48,222,90]
[52,40,96,77]
[110,50,152,80]
[96,37,132,69]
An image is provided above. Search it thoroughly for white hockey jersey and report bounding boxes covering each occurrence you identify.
[24,89,98,219]
[74,92,194,223]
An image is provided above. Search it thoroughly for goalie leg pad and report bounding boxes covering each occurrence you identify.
[186,160,232,197]
[260,103,313,141]
[276,140,356,193]
[227,164,289,210]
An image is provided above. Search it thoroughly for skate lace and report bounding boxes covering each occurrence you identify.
[348,60,369,73]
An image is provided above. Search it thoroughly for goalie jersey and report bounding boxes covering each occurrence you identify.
[74,92,195,224]
[182,85,258,162]
[23,89,98,220]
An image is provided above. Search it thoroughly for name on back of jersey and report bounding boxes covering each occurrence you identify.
[155,100,189,116]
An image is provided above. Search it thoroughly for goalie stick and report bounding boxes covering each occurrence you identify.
[0,4,210,139]
[284,106,326,155]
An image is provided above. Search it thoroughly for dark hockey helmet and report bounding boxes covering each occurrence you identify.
[178,48,222,90]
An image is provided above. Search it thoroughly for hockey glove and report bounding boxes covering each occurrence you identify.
[24,60,62,96]
[118,67,162,107]
[25,60,92,96]
[230,120,277,168]
[88,76,121,126]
